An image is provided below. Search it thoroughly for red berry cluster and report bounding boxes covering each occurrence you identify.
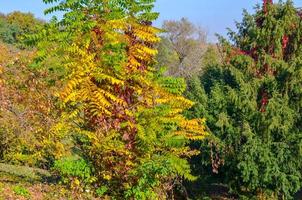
[260,90,269,113]
[282,35,289,50]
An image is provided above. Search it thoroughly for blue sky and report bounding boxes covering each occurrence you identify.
[1,0,302,41]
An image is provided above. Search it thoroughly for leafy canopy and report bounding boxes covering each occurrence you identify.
[32,0,207,198]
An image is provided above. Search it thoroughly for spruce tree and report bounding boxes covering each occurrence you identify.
[186,0,302,198]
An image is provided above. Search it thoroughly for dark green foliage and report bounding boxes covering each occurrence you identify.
[0,17,21,44]
[186,1,302,199]
[0,12,44,46]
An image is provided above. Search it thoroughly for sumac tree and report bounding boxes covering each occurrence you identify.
[35,0,207,198]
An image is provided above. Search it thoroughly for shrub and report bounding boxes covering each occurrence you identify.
[12,185,30,198]
[53,156,95,189]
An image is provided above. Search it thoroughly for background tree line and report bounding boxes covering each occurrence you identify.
[0,11,44,46]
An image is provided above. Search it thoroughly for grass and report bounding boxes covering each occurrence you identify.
[0,163,99,199]
[0,163,51,181]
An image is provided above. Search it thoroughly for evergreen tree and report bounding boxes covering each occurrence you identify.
[33,0,207,198]
[186,1,302,199]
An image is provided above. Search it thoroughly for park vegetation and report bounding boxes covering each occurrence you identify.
[0,0,301,199]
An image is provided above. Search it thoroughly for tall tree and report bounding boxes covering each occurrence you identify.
[157,18,208,78]
[186,1,302,199]
[34,0,207,198]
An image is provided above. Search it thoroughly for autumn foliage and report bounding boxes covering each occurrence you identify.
[23,0,207,198]
[1,0,302,199]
